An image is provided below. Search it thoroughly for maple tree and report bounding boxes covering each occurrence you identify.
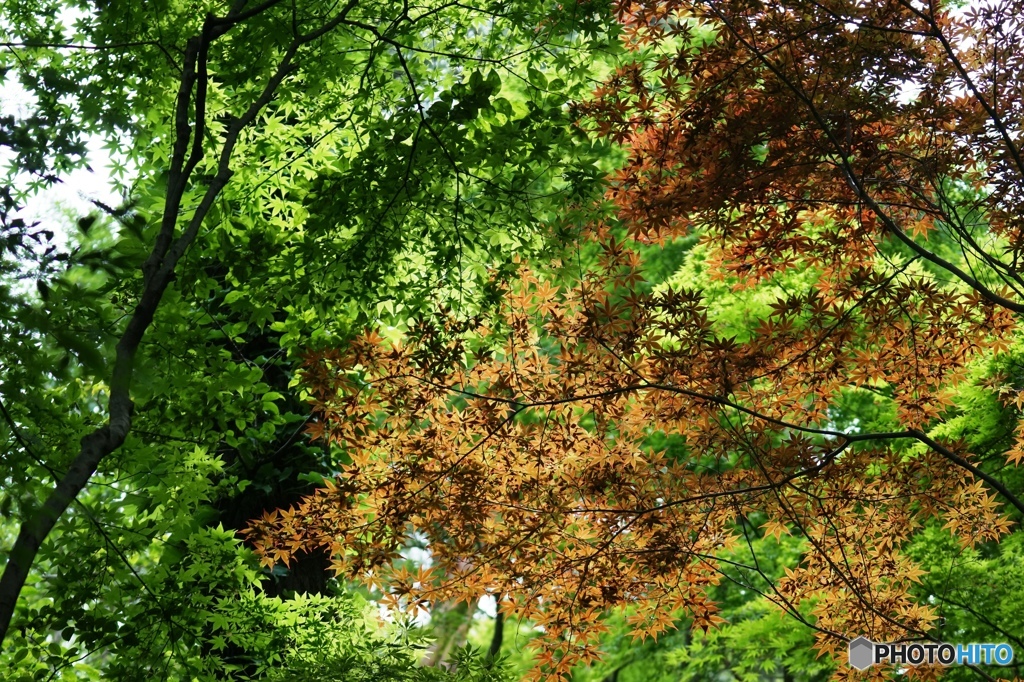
[0,0,616,678]
[249,1,1024,680]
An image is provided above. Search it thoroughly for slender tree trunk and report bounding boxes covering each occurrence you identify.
[0,0,362,647]
[487,610,504,663]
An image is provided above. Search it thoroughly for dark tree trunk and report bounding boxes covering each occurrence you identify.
[487,610,504,663]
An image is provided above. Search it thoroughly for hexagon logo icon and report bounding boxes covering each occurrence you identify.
[848,636,875,670]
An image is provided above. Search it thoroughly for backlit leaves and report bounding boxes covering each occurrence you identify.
[250,2,1024,679]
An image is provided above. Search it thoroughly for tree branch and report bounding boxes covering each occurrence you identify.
[0,0,363,647]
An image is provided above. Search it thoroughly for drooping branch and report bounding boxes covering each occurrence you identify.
[382,373,1024,517]
[703,1,1024,315]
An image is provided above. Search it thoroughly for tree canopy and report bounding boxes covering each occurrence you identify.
[1,0,615,677]
[3,1,1024,681]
